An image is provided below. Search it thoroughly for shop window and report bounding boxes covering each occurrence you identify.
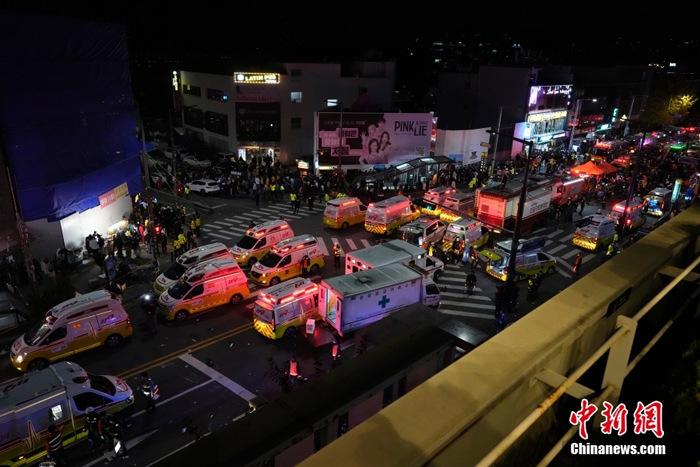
[207,88,228,102]
[291,117,302,129]
[290,91,302,103]
[205,111,229,136]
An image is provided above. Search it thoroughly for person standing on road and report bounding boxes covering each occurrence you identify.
[140,372,158,413]
[572,253,582,277]
[44,423,68,466]
[307,193,314,211]
[301,255,311,276]
[465,271,476,296]
[85,408,104,451]
[290,192,297,212]
[333,243,343,268]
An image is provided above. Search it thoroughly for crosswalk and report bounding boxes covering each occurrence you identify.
[540,227,598,276]
[200,202,322,242]
[435,264,496,319]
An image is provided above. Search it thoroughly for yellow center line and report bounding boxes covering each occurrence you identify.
[120,322,253,379]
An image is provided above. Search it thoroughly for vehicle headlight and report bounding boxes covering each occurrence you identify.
[15,354,24,363]
[262,273,267,277]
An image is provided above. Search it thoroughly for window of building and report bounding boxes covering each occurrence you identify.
[205,111,229,136]
[184,106,204,128]
[326,98,338,107]
[235,102,281,142]
[183,84,201,97]
[290,91,302,103]
[291,69,302,77]
[207,88,229,102]
[291,117,302,129]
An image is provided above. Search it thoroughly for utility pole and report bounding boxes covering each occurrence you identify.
[623,95,636,137]
[490,106,503,177]
[568,99,582,151]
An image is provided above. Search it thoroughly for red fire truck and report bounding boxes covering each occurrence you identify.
[475,180,552,233]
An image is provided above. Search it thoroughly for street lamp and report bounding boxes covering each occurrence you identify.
[487,129,534,312]
[568,97,600,151]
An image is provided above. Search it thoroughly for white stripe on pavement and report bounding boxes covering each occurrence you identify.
[360,239,372,248]
[439,276,469,283]
[445,264,464,271]
[235,213,260,220]
[228,227,245,235]
[547,244,568,255]
[440,300,495,309]
[346,239,357,250]
[556,266,572,278]
[317,237,329,256]
[562,249,580,260]
[440,292,491,301]
[546,229,564,238]
[532,227,547,234]
[439,309,496,319]
[206,232,235,240]
[212,220,236,226]
[582,253,595,264]
[179,353,256,401]
[560,233,575,242]
[439,283,484,293]
[545,239,554,246]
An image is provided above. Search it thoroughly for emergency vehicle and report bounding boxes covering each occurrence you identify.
[644,188,673,217]
[572,214,617,251]
[10,290,131,372]
[158,258,249,321]
[475,180,551,233]
[231,220,294,267]
[608,198,646,230]
[441,217,490,253]
[249,235,325,286]
[0,362,133,466]
[364,195,420,234]
[421,186,455,216]
[153,242,233,294]
[252,278,319,340]
[550,175,586,206]
[439,191,475,222]
[323,197,367,229]
[345,239,444,280]
[399,218,447,248]
[483,237,555,281]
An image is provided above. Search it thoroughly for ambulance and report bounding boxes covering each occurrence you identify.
[10,290,132,372]
[364,195,420,234]
[572,214,617,251]
[439,191,475,222]
[441,217,490,254]
[608,198,646,230]
[399,218,447,248]
[231,220,294,267]
[153,242,233,294]
[483,237,556,281]
[249,234,325,286]
[323,197,367,229]
[421,186,456,216]
[158,257,250,321]
[644,188,673,217]
[252,278,320,340]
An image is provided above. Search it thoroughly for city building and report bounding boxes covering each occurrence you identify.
[177,62,395,167]
[0,13,142,258]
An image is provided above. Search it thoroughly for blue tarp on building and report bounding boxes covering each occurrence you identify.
[0,13,142,221]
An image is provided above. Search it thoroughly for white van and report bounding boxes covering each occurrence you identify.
[364,195,419,235]
[399,218,447,247]
[154,242,234,294]
[10,290,132,372]
[442,217,490,253]
[0,362,133,466]
[323,197,367,229]
[250,235,325,286]
[159,258,250,321]
[231,220,294,267]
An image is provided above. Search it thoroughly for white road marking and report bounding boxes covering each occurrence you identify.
[211,220,236,227]
[439,308,496,319]
[441,270,466,278]
[179,353,256,401]
[211,204,228,209]
[440,300,496,309]
[562,249,580,260]
[129,380,215,419]
[440,292,491,301]
[546,229,564,238]
[317,237,329,256]
[82,429,160,467]
[556,266,572,278]
[439,276,469,283]
[228,227,245,235]
[438,283,484,293]
[360,239,372,248]
[547,244,568,255]
[144,432,215,467]
[207,232,235,240]
[560,233,575,242]
[445,264,464,271]
[532,227,547,234]
[235,213,260,220]
[582,253,595,264]
[346,239,357,250]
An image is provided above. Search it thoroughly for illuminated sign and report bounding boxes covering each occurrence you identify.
[528,85,573,112]
[527,110,568,123]
[234,72,280,84]
[99,183,129,208]
[171,71,179,91]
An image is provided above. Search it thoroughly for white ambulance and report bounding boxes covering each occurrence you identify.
[231,220,294,267]
[153,242,233,294]
[364,195,420,235]
[249,234,325,286]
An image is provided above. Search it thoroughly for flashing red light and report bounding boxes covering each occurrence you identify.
[289,359,298,377]
[626,218,632,225]
[341,200,356,207]
[155,226,161,235]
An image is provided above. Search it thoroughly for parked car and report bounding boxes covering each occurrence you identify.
[0,291,30,344]
[187,179,220,194]
[183,154,213,169]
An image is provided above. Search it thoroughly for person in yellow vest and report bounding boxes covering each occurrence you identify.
[184,185,191,199]
[195,214,202,235]
[189,217,197,233]
[177,232,186,253]
[324,192,330,204]
[289,192,297,211]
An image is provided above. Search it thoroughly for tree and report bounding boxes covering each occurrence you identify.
[667,94,698,121]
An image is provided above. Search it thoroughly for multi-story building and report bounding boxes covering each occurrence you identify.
[177,62,395,166]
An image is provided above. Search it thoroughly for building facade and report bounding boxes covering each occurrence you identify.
[178,62,395,166]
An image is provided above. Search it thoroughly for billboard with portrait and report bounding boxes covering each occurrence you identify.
[316,112,432,166]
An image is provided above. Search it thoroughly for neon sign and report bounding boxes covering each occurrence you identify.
[234,72,280,84]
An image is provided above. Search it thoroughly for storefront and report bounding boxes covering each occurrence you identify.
[237,145,280,165]
[512,109,569,154]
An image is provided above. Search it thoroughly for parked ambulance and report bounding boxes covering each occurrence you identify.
[252,263,441,340]
[249,234,325,286]
[608,198,646,230]
[10,290,131,372]
[439,191,475,222]
[572,214,617,251]
[159,257,249,321]
[364,195,420,235]
[441,217,490,253]
[644,187,673,217]
[323,197,367,229]
[231,220,294,267]
[421,186,455,216]
[153,242,233,294]
[399,218,447,248]
[0,362,133,466]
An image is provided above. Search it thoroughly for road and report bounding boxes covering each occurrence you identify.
[0,191,664,466]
